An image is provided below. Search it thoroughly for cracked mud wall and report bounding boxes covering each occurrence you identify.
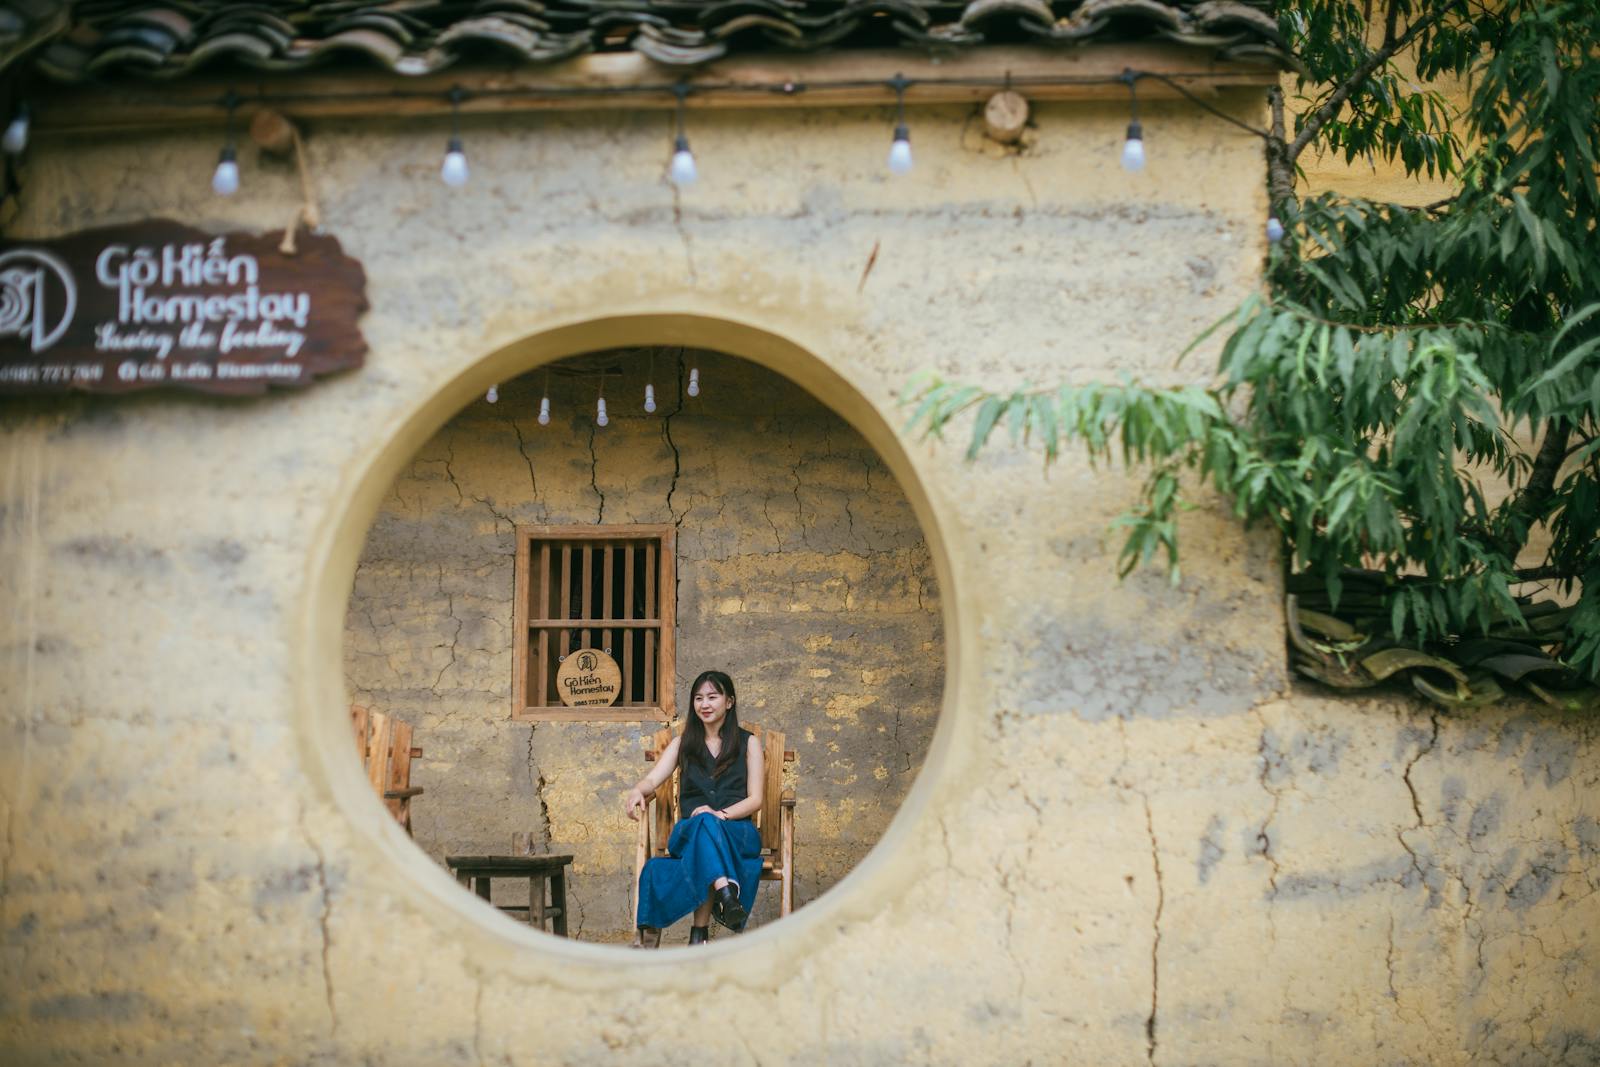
[2,93,1598,1064]
[343,351,942,939]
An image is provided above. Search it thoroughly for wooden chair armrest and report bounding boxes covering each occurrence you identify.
[384,787,424,800]
[780,790,795,807]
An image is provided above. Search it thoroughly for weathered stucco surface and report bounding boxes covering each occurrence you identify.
[2,97,1597,1063]
[344,350,942,938]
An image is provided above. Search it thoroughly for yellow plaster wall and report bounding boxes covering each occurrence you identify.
[2,94,1597,1064]
[1284,42,1474,206]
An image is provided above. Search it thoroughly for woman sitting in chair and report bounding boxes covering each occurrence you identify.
[626,670,764,946]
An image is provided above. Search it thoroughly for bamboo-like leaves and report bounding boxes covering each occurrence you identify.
[903,0,1600,686]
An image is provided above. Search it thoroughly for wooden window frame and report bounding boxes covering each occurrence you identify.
[512,524,676,723]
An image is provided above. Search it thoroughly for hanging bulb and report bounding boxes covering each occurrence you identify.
[886,73,913,176]
[2,103,29,156]
[644,383,657,413]
[670,134,697,186]
[212,145,240,196]
[485,384,499,404]
[687,367,700,397]
[1117,70,1145,174]
[212,93,241,196]
[441,136,468,187]
[1120,122,1145,172]
[669,83,697,186]
[537,396,551,426]
[596,396,609,428]
[440,86,468,187]
[1266,216,1285,244]
[888,125,913,175]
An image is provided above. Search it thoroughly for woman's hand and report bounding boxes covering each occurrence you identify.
[689,805,722,819]
[625,788,648,821]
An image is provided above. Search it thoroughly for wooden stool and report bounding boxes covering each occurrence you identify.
[446,854,574,936]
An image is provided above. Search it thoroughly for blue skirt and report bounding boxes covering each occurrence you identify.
[636,813,764,929]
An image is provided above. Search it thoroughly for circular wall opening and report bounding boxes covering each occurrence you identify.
[298,314,962,963]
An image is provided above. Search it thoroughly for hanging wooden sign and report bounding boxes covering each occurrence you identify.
[0,219,367,395]
[555,648,623,708]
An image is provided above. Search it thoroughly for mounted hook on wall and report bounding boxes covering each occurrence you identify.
[250,108,323,254]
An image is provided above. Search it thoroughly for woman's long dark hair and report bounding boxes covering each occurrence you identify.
[680,670,742,778]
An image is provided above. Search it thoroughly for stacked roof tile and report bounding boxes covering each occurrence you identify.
[14,0,1288,82]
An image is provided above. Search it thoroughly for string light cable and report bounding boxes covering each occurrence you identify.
[161,69,1276,112]
[171,68,1276,225]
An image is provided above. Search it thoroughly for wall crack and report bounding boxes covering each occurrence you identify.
[587,420,605,523]
[1398,711,1440,886]
[473,975,486,1067]
[1385,915,1399,1002]
[1254,712,1283,944]
[1143,794,1164,1067]
[509,417,547,523]
[661,352,685,526]
[442,439,464,503]
[669,179,699,283]
[296,800,339,1037]
[430,595,462,695]
[528,727,553,847]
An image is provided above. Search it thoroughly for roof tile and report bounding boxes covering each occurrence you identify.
[15,0,1289,81]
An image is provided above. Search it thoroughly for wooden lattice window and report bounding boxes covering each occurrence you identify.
[512,525,676,722]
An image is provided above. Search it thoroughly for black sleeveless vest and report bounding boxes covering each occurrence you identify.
[679,728,753,818]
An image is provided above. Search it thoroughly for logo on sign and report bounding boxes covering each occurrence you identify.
[0,250,77,353]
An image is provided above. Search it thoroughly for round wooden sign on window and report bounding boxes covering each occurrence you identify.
[556,648,623,708]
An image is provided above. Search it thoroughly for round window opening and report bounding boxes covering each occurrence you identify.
[340,343,948,948]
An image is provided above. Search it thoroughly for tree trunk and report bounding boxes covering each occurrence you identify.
[1266,87,1296,211]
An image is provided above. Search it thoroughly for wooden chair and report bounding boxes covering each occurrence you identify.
[350,705,424,835]
[634,723,796,924]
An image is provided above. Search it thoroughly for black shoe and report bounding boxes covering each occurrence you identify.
[712,883,746,931]
[688,924,710,945]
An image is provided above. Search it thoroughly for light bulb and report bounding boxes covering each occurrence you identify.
[2,106,29,156]
[687,367,700,397]
[596,397,608,427]
[644,384,657,413]
[1120,122,1145,173]
[441,137,468,187]
[212,147,239,196]
[887,125,913,175]
[1266,216,1285,243]
[670,135,697,185]
[538,396,551,425]
[485,384,498,404]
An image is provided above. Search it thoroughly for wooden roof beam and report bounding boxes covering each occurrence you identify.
[31,44,1278,135]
